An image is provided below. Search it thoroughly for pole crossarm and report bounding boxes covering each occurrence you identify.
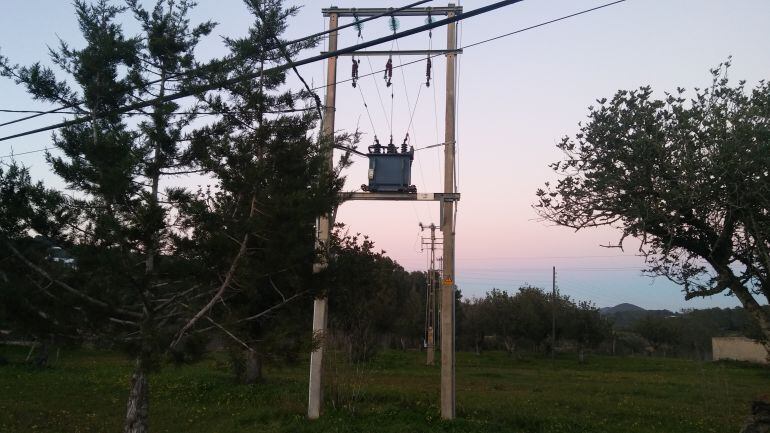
[324,49,463,57]
[323,6,463,17]
[339,192,460,202]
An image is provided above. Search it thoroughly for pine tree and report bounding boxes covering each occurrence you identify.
[173,0,352,383]
[1,1,348,430]
[1,2,215,431]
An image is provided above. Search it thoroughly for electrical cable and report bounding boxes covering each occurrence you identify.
[0,0,432,129]
[357,85,378,137]
[309,0,628,92]
[430,25,442,224]
[1,0,628,145]
[0,147,52,159]
[0,0,527,143]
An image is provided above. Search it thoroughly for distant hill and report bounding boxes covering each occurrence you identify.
[600,303,646,315]
[600,303,676,329]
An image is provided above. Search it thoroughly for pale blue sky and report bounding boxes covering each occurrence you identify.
[1,0,769,310]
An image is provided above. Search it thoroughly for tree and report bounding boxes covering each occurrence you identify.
[176,0,345,383]
[632,315,680,357]
[535,61,770,360]
[0,164,73,344]
[319,226,430,361]
[0,0,340,431]
[562,300,612,362]
[1,2,217,431]
[458,297,486,355]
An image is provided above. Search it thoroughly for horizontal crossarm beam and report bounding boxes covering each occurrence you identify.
[340,192,460,202]
[325,49,463,57]
[323,7,463,17]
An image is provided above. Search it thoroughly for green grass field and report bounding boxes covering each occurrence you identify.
[0,347,767,433]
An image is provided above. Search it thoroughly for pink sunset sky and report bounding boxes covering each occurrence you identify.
[2,0,769,310]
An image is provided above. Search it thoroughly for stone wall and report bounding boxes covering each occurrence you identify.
[712,337,768,364]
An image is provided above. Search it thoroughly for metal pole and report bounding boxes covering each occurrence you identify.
[308,11,338,420]
[440,5,457,420]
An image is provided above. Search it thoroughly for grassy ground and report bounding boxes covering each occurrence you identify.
[0,347,767,433]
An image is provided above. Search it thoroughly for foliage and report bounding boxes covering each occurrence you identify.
[459,286,611,356]
[325,226,426,362]
[535,61,770,357]
[631,315,680,353]
[0,0,342,430]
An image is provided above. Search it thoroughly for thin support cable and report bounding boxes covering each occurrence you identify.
[394,39,429,221]
[357,84,378,138]
[364,53,392,135]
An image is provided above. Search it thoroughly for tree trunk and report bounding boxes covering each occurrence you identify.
[243,349,262,384]
[578,348,585,363]
[503,339,515,357]
[731,282,770,362]
[124,359,149,433]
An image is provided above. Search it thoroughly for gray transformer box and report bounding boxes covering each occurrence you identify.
[366,151,414,192]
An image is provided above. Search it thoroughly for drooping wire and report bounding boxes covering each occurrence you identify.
[405,83,424,140]
[0,0,433,130]
[307,0,629,92]
[0,0,630,145]
[352,21,384,145]
[357,84,378,139]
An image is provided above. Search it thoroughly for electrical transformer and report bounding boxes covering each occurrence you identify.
[362,139,416,193]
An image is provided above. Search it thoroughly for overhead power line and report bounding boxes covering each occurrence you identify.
[0,147,52,159]
[462,0,627,50]
[0,1,431,128]
[0,0,431,129]
[0,0,525,144]
[0,0,629,147]
[311,0,629,91]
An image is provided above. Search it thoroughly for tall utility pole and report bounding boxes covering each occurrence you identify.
[420,223,441,366]
[551,266,556,361]
[312,4,463,421]
[307,10,338,421]
[440,5,458,420]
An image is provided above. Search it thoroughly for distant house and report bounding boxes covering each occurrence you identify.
[712,337,768,364]
[48,246,76,267]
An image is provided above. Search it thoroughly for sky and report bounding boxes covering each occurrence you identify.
[1,0,769,310]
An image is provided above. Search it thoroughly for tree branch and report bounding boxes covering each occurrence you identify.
[7,240,141,319]
[170,195,256,347]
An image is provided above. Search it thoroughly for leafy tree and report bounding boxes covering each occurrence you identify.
[535,61,770,360]
[324,226,424,362]
[458,296,486,355]
[473,287,551,356]
[632,315,680,357]
[562,300,612,362]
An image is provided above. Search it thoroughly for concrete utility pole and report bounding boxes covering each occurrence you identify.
[420,223,441,366]
[307,10,338,421]
[440,5,458,420]
[311,4,462,420]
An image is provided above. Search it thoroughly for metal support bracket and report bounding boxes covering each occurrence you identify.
[323,6,463,17]
[325,49,463,57]
[340,192,460,202]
